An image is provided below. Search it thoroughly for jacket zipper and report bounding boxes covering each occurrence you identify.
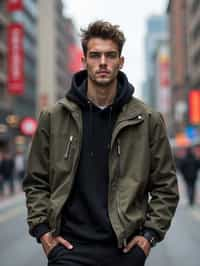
[54,114,82,235]
[64,135,73,159]
[52,135,74,235]
[116,138,128,247]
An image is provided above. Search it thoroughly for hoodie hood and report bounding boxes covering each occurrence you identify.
[66,70,134,110]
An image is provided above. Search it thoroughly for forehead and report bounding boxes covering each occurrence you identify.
[87,38,119,52]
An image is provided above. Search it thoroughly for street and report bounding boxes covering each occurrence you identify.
[0,177,200,266]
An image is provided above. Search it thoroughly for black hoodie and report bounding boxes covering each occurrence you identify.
[60,70,134,244]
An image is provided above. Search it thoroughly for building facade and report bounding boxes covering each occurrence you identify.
[167,0,200,141]
[0,0,38,151]
[9,0,38,117]
[143,15,169,108]
[37,0,68,112]
[167,0,188,136]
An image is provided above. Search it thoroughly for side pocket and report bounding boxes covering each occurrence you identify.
[47,244,62,259]
[135,245,146,258]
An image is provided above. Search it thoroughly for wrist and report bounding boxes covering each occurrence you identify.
[142,231,157,247]
[40,232,51,243]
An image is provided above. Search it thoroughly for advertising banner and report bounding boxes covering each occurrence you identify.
[7,23,24,95]
[189,90,200,125]
[7,0,23,12]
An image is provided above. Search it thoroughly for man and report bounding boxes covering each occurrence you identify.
[23,21,179,266]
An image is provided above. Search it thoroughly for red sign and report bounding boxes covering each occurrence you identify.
[68,44,83,73]
[189,90,200,125]
[20,117,38,136]
[7,23,24,95]
[159,57,170,87]
[7,0,23,12]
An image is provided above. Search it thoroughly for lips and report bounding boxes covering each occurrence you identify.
[97,70,110,74]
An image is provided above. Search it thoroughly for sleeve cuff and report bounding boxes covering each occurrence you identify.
[31,223,50,243]
[143,228,159,239]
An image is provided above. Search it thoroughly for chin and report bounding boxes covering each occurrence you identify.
[96,80,113,87]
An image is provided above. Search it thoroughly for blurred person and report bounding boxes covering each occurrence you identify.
[0,152,4,197]
[15,151,25,183]
[2,151,15,195]
[179,147,200,205]
[23,21,179,266]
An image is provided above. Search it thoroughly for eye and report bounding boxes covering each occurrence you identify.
[106,52,118,59]
[89,52,100,58]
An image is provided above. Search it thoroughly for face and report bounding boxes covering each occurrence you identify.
[82,38,124,87]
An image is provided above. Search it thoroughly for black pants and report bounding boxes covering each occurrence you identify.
[186,181,196,205]
[47,240,147,266]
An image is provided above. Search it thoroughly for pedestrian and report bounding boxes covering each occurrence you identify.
[23,21,179,266]
[2,151,15,195]
[179,147,200,205]
[0,152,5,198]
[15,151,25,184]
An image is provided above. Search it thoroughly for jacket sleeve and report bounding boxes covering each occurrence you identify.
[23,110,51,237]
[143,112,179,241]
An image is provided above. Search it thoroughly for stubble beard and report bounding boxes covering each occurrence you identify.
[89,71,118,87]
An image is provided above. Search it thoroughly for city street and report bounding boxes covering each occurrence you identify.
[0,177,200,266]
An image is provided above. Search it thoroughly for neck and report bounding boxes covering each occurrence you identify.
[87,79,117,107]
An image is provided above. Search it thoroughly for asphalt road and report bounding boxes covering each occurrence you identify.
[0,177,200,266]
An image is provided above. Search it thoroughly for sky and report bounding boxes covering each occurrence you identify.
[63,0,168,98]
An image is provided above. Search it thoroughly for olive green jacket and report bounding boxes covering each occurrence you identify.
[23,96,179,247]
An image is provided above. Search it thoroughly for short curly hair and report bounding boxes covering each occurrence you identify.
[80,20,126,56]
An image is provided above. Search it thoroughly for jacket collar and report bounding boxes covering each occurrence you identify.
[58,96,147,122]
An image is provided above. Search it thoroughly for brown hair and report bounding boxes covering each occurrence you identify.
[80,20,126,56]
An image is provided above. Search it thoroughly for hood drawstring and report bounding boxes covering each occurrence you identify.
[88,101,94,157]
[107,106,113,151]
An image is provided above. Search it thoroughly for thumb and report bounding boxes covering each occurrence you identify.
[123,238,138,253]
[56,236,73,250]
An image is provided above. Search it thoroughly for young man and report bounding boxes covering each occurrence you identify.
[23,21,179,266]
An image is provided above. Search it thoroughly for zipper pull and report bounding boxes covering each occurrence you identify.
[64,136,73,159]
[117,139,121,155]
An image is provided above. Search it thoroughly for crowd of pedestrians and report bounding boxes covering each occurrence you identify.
[0,150,25,200]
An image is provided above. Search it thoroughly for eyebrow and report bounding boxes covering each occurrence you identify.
[88,51,118,56]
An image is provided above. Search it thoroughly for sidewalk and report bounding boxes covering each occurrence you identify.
[0,181,24,209]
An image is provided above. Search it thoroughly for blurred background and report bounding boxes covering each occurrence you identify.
[0,0,200,265]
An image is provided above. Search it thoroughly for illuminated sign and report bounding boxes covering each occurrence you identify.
[7,23,24,95]
[7,0,23,12]
[189,90,200,125]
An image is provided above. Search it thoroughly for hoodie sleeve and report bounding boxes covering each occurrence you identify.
[143,112,179,241]
[23,110,51,238]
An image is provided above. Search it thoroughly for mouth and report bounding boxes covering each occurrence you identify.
[96,70,110,75]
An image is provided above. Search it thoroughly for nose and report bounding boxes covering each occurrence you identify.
[100,54,106,65]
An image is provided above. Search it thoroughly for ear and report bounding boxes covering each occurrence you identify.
[81,56,87,68]
[119,56,124,69]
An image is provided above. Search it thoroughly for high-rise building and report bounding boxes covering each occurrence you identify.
[0,1,10,114]
[0,0,10,149]
[143,15,169,108]
[167,0,188,135]
[0,0,38,151]
[8,0,38,117]
[184,0,200,135]
[154,41,172,132]
[37,0,68,113]
[186,0,200,88]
